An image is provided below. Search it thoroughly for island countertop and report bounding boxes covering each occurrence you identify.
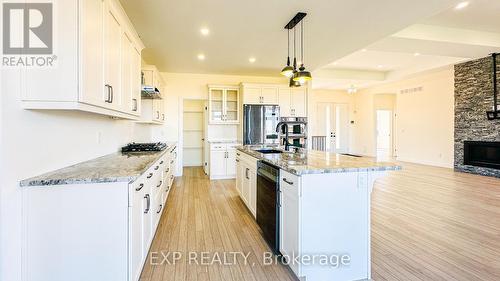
[237,145,401,176]
[20,143,177,187]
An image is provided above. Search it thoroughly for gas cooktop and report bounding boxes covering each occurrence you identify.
[121,142,167,153]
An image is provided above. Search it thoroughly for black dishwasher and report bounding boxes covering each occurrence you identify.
[256,161,280,254]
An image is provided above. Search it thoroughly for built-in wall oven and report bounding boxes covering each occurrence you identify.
[256,161,281,254]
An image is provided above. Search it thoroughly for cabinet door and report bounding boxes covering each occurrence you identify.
[80,0,106,107]
[152,99,161,121]
[142,187,152,257]
[210,151,227,177]
[120,32,133,114]
[226,149,237,176]
[224,89,239,123]
[235,159,242,196]
[209,88,224,123]
[131,47,142,115]
[104,1,123,110]
[142,70,154,86]
[130,180,145,281]
[241,166,250,205]
[278,88,291,117]
[280,178,300,276]
[248,167,257,216]
[262,87,279,104]
[243,87,262,104]
[291,88,307,117]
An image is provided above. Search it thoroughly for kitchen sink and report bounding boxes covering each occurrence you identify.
[255,149,284,154]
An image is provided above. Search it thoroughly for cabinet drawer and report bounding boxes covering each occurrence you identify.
[280,170,300,196]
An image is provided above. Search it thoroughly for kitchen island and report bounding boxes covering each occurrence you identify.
[236,146,401,281]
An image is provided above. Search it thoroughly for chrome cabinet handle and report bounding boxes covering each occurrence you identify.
[237,153,240,156]
[283,178,294,185]
[109,85,114,103]
[156,204,163,214]
[160,160,164,164]
[132,99,138,111]
[144,194,150,214]
[170,175,174,180]
[157,180,163,188]
[157,111,160,119]
[147,173,153,179]
[162,114,165,121]
[135,183,144,191]
[166,168,170,172]
[245,168,249,179]
[154,166,159,170]
[105,84,111,102]
[236,159,240,162]
[170,160,174,164]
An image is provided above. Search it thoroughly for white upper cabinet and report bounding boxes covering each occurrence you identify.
[104,0,123,111]
[80,0,106,108]
[138,65,165,124]
[208,86,240,124]
[241,83,307,117]
[278,87,307,117]
[21,0,145,120]
[240,83,279,105]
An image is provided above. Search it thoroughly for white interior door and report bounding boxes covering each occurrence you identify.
[376,110,393,159]
[316,103,349,153]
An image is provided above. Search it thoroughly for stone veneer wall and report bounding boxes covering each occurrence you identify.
[454,56,500,177]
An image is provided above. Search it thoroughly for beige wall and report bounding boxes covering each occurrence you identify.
[352,67,455,167]
[308,89,355,150]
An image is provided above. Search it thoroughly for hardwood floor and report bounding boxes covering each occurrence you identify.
[141,164,500,281]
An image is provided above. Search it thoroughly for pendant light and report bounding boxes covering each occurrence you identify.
[293,21,312,83]
[280,29,294,78]
[289,27,301,87]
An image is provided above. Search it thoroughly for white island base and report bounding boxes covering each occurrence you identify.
[279,169,385,281]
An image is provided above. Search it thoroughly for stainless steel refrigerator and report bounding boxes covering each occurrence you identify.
[243,105,280,145]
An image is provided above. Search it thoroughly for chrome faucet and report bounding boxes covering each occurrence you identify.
[276,121,307,152]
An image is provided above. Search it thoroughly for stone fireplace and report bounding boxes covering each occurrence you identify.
[454,56,500,177]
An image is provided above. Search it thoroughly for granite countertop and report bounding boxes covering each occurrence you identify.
[20,143,177,187]
[237,145,401,176]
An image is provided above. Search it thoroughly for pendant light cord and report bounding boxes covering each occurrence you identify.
[287,29,290,58]
[293,27,297,69]
[301,21,304,65]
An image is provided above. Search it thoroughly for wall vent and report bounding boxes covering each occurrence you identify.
[400,86,423,95]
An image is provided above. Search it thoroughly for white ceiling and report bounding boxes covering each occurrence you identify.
[423,0,500,33]
[119,0,456,75]
[315,0,500,90]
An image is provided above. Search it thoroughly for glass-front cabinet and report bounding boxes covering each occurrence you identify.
[208,86,239,124]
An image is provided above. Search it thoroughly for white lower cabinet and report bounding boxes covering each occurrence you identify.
[209,143,238,179]
[235,151,258,217]
[279,170,302,277]
[22,145,177,281]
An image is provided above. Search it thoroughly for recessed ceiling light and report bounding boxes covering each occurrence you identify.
[361,49,367,52]
[454,1,469,10]
[249,57,256,63]
[377,65,383,68]
[197,54,205,60]
[414,52,421,56]
[333,62,338,65]
[200,28,210,36]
